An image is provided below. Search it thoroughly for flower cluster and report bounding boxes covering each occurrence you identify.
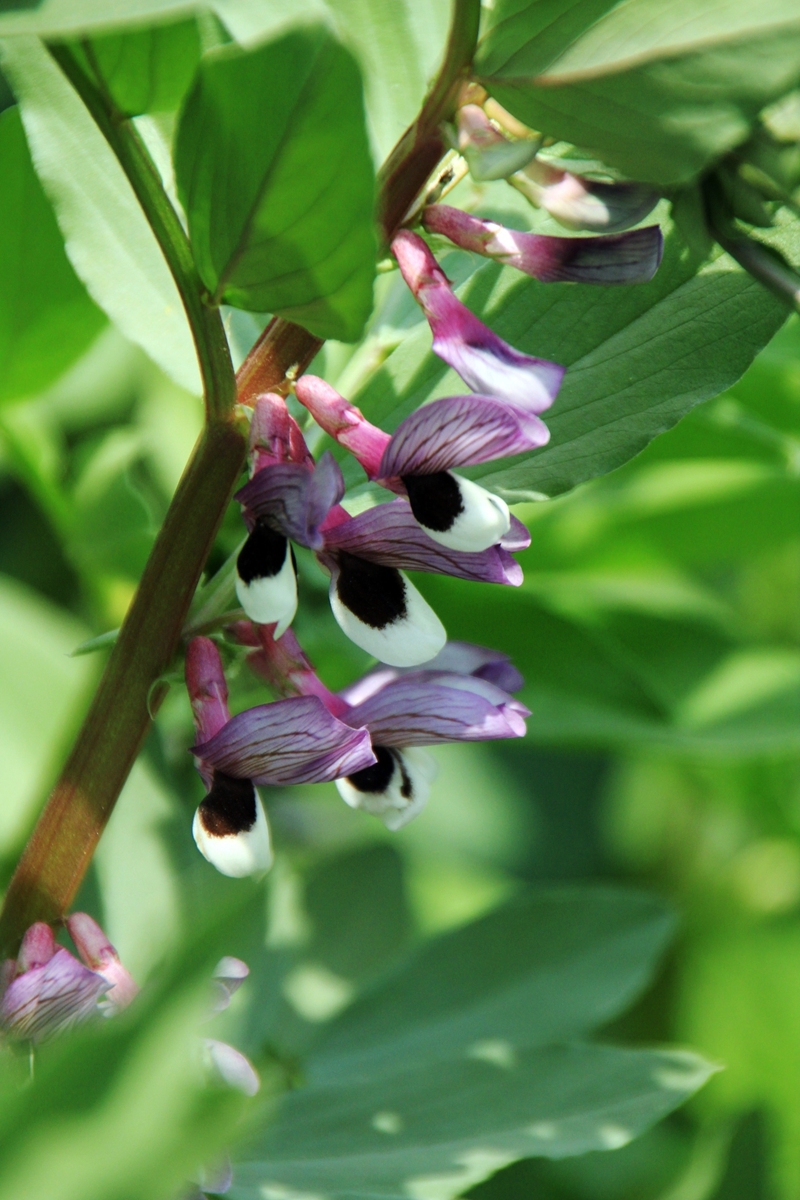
[186,92,664,877]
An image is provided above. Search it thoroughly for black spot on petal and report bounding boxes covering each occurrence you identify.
[336,552,407,629]
[237,521,289,583]
[346,745,396,793]
[402,472,464,533]
[199,772,257,837]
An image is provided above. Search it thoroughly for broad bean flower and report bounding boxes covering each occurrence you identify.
[186,637,373,877]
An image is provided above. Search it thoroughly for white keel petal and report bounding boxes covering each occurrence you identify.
[330,569,446,667]
[336,746,438,829]
[193,787,273,878]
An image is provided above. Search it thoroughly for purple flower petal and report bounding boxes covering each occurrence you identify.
[392,229,564,414]
[501,514,531,551]
[343,673,528,746]
[424,206,664,285]
[415,641,525,693]
[515,162,659,233]
[378,394,549,479]
[235,453,344,549]
[203,1039,260,1096]
[193,696,375,786]
[322,499,522,585]
[0,948,107,1041]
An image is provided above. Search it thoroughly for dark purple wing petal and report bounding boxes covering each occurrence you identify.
[523,226,664,285]
[322,499,523,585]
[418,641,525,692]
[235,455,344,549]
[193,696,375,785]
[344,674,528,746]
[378,395,548,478]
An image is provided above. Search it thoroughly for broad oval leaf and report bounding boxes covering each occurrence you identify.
[0,106,104,405]
[0,35,202,392]
[230,886,710,1200]
[476,0,800,184]
[310,886,674,1084]
[232,1044,712,1200]
[174,25,377,341]
[68,15,201,116]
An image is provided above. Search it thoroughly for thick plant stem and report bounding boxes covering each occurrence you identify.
[377,0,482,242]
[0,319,319,951]
[0,0,482,952]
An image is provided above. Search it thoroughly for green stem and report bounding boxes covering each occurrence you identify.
[376,0,482,243]
[48,43,236,422]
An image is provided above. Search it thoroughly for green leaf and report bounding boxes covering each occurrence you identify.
[0,106,104,405]
[354,216,788,501]
[215,0,452,163]
[476,0,800,185]
[70,15,201,116]
[233,1043,712,1200]
[0,574,94,853]
[0,35,202,393]
[0,0,196,37]
[232,888,711,1200]
[174,26,376,341]
[311,887,674,1083]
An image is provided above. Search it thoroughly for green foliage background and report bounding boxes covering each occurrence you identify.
[0,0,799,1197]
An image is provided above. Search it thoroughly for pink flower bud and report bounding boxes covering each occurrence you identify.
[66,912,139,1013]
[185,637,231,746]
[249,393,314,473]
[453,104,539,181]
[294,376,389,479]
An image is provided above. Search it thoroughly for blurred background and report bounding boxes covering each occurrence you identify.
[1,94,799,1194]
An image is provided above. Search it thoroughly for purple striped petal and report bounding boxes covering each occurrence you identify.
[235,453,344,549]
[392,230,564,414]
[501,514,531,551]
[343,673,528,746]
[193,696,375,786]
[322,499,522,585]
[0,948,107,1041]
[338,644,525,701]
[416,641,525,693]
[424,206,664,285]
[378,395,548,478]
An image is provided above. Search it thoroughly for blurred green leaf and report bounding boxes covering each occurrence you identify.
[0,35,202,392]
[175,26,376,341]
[0,574,93,852]
[354,218,788,501]
[68,429,155,580]
[311,887,675,1083]
[677,924,800,1197]
[0,0,195,36]
[69,15,201,116]
[477,0,800,185]
[0,106,104,405]
[232,887,710,1200]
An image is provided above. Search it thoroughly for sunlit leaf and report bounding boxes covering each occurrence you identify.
[175,25,376,341]
[477,0,800,184]
[0,35,202,392]
[0,106,104,406]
